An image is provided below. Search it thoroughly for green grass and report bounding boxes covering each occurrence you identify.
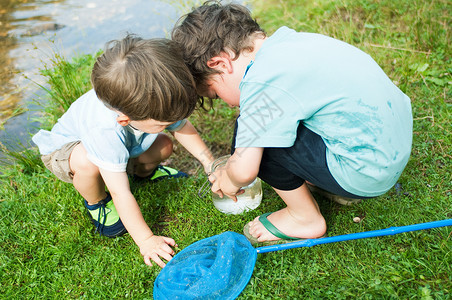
[1,0,451,298]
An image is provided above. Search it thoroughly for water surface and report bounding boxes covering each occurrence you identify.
[0,0,182,153]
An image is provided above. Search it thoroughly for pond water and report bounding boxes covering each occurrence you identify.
[0,0,195,157]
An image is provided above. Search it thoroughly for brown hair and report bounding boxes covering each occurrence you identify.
[171,1,265,95]
[91,35,199,122]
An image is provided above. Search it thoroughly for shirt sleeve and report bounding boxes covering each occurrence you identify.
[82,127,129,172]
[165,119,187,132]
[236,82,304,148]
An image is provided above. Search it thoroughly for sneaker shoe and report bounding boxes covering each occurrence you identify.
[307,184,362,205]
[134,165,188,182]
[84,193,127,237]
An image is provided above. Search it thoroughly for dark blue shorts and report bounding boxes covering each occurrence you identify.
[231,120,362,199]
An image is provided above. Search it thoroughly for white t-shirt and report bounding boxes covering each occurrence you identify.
[32,89,185,172]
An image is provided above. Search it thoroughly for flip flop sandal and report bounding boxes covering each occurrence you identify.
[243,212,306,246]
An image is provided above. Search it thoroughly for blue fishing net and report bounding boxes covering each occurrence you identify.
[154,231,257,300]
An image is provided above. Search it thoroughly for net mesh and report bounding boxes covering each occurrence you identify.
[154,231,256,299]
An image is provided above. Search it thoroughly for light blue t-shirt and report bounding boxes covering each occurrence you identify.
[235,27,413,197]
[32,89,185,172]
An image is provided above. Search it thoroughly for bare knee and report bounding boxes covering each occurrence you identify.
[155,133,173,160]
[69,143,100,177]
[133,134,174,177]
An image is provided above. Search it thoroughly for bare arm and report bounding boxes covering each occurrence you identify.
[210,147,263,200]
[99,168,176,268]
[170,120,214,173]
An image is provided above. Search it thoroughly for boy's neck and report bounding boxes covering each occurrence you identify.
[241,36,267,62]
[252,36,267,57]
[232,36,267,79]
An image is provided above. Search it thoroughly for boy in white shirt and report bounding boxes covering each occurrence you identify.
[33,35,214,267]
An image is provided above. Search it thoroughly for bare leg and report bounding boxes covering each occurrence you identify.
[69,143,107,205]
[246,182,326,242]
[69,134,172,204]
[134,133,173,177]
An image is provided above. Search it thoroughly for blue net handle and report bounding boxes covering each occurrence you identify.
[257,219,452,254]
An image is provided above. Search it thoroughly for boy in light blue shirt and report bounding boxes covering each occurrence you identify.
[172,2,412,244]
[33,35,214,267]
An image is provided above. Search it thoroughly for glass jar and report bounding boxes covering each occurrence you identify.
[210,155,262,215]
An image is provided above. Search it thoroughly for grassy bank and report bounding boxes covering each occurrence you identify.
[1,0,450,298]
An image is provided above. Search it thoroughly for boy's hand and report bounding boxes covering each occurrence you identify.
[204,159,214,175]
[209,166,244,201]
[139,235,177,268]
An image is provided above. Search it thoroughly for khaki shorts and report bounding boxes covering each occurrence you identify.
[42,141,137,183]
[41,141,80,183]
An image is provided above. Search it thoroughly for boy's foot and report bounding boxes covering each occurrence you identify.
[84,193,127,238]
[134,165,188,182]
[307,184,362,205]
[244,212,304,245]
[244,208,326,245]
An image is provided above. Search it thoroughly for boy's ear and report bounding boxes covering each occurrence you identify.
[207,53,233,73]
[116,114,131,127]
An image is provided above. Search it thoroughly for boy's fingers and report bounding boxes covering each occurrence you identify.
[162,236,176,247]
[208,173,217,183]
[158,249,174,263]
[211,182,224,198]
[161,243,175,256]
[227,194,238,202]
[225,188,244,202]
[150,254,166,268]
[211,180,218,190]
[144,256,153,267]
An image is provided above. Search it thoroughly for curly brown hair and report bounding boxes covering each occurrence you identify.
[91,35,200,122]
[171,1,265,95]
